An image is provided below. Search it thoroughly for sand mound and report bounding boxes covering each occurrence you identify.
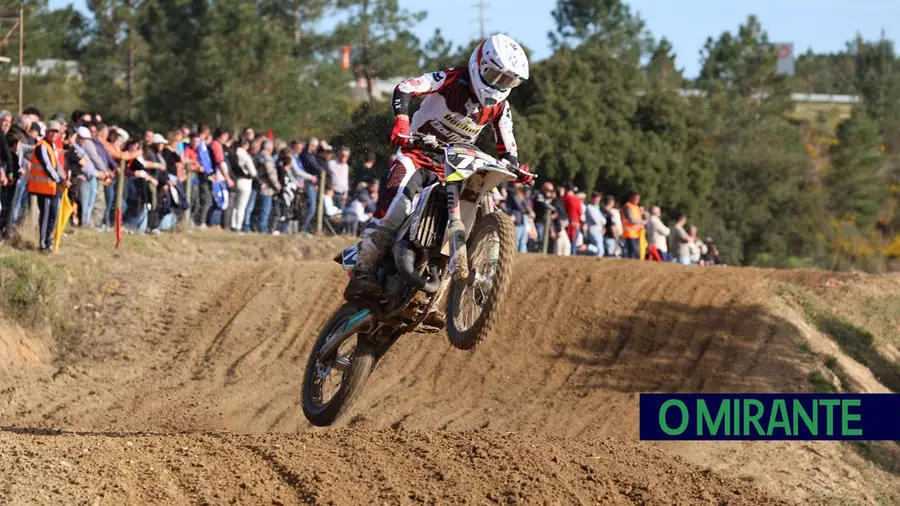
[0,234,897,505]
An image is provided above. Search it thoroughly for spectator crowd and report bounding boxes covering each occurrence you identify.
[0,105,721,265]
[0,107,385,250]
[498,181,724,266]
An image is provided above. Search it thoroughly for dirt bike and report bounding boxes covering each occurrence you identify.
[301,132,535,427]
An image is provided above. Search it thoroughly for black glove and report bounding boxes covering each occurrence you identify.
[501,154,519,169]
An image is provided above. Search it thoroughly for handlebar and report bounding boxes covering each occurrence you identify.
[398,132,448,152]
[398,132,538,185]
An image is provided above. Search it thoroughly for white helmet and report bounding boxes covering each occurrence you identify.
[468,33,529,107]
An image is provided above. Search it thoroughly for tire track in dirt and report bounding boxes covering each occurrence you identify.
[0,428,791,505]
[1,250,897,505]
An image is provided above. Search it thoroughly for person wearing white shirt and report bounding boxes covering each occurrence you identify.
[326,147,350,207]
[346,193,371,236]
[646,205,672,261]
[323,187,342,218]
[231,138,258,232]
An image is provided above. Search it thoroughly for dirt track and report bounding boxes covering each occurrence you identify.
[0,232,897,505]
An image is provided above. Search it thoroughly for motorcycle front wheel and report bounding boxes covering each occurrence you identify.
[301,303,376,426]
[446,211,516,351]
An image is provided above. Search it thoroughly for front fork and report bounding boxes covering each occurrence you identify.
[446,185,469,281]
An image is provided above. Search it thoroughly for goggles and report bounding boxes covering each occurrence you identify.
[481,66,524,91]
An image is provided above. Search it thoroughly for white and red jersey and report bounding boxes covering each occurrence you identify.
[391,67,517,177]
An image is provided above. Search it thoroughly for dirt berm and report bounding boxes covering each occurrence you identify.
[0,232,897,505]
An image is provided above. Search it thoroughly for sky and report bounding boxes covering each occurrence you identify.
[50,0,900,78]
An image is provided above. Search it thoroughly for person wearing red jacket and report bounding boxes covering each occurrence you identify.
[345,33,534,300]
[561,183,583,256]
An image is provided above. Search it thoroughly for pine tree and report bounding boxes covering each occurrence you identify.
[852,33,900,151]
[549,0,651,60]
[420,28,455,70]
[331,0,425,101]
[645,37,682,88]
[696,15,825,265]
[826,109,887,230]
[80,0,147,123]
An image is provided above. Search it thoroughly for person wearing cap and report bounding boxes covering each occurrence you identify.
[72,125,108,228]
[28,122,43,142]
[53,121,67,169]
[70,126,99,227]
[27,120,67,252]
[145,133,171,232]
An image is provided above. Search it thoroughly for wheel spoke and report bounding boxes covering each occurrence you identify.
[309,316,360,409]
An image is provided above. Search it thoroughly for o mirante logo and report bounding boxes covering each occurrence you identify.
[639,394,900,441]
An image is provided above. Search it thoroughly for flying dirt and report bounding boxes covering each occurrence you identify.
[0,232,897,505]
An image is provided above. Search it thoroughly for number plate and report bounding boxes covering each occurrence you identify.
[444,147,497,179]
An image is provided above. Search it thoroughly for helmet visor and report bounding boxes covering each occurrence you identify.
[481,66,523,91]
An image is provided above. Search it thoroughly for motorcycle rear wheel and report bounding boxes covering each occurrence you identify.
[446,211,516,351]
[301,303,376,426]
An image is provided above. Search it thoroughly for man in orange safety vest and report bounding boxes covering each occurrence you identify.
[621,191,647,259]
[27,120,68,252]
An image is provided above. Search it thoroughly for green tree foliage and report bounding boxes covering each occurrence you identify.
[511,42,637,195]
[793,49,856,95]
[645,37,682,88]
[79,0,148,122]
[851,34,900,151]
[511,36,715,217]
[420,28,455,70]
[138,0,208,127]
[254,0,330,53]
[826,110,887,230]
[0,0,87,112]
[549,0,651,59]
[704,116,823,265]
[330,0,425,101]
[10,0,900,269]
[329,102,394,181]
[694,15,826,265]
[0,0,88,62]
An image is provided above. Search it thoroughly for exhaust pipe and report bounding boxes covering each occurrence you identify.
[393,239,441,294]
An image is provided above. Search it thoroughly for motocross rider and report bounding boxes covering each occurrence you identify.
[345,33,535,301]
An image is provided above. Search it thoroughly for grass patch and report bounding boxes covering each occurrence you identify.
[777,283,876,363]
[808,370,837,393]
[849,440,900,479]
[777,283,900,392]
[824,355,851,391]
[816,314,875,366]
[0,252,82,358]
[856,294,900,348]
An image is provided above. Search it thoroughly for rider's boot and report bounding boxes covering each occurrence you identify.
[344,226,394,301]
